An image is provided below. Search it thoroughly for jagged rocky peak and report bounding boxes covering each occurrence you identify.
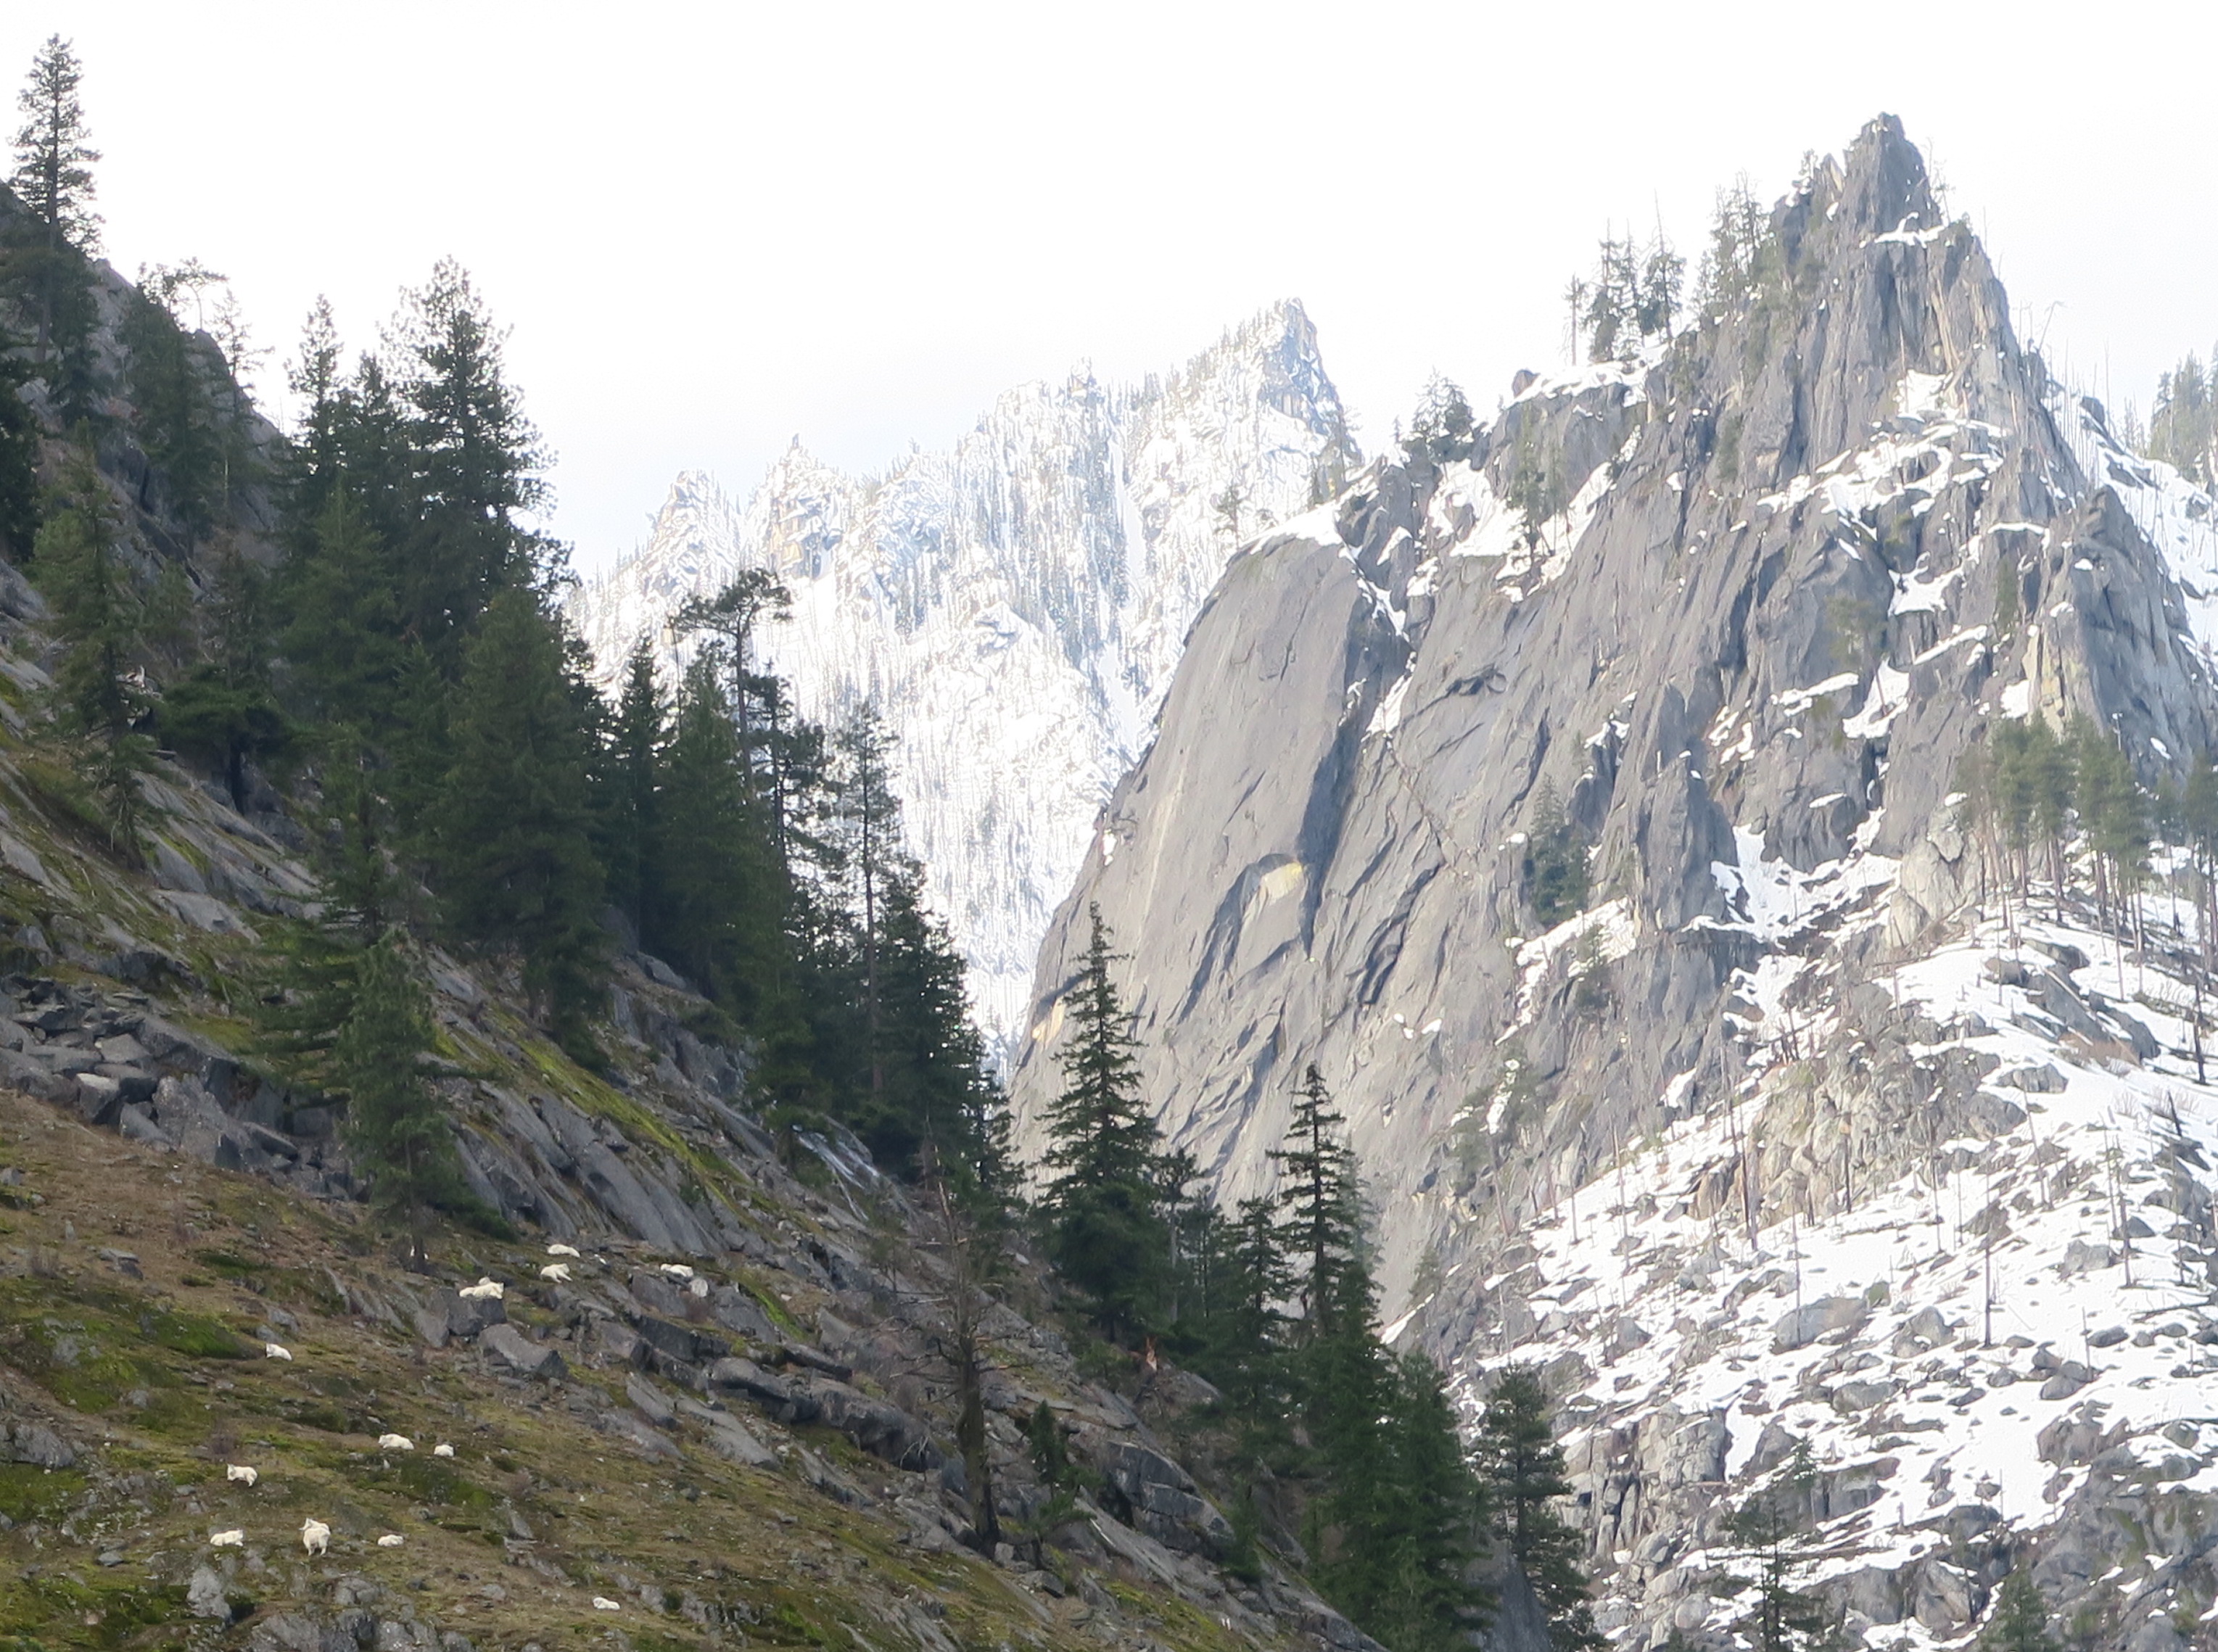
[567,299,1354,1056]
[1015,116,2218,1648]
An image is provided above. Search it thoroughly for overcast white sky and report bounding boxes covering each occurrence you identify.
[7,2,2212,577]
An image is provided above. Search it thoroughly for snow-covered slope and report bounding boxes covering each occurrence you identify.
[1015,117,2218,1651]
[567,301,1353,1053]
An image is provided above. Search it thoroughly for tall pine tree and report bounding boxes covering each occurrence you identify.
[337,934,464,1267]
[34,439,152,851]
[434,589,605,1052]
[1477,1366,1602,1652]
[1039,903,1181,1342]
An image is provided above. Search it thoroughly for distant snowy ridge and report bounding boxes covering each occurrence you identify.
[566,300,1355,1055]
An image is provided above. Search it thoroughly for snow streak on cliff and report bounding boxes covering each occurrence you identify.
[567,302,1355,1054]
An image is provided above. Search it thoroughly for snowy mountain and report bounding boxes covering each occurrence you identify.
[1014,117,2218,1651]
[566,300,1355,1054]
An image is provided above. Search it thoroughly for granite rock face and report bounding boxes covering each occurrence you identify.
[1015,115,2206,1308]
[1014,116,2218,1652]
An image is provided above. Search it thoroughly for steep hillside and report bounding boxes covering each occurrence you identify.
[0,485,1383,1652]
[566,302,1356,1055]
[1013,116,2218,1651]
[0,187,1383,1648]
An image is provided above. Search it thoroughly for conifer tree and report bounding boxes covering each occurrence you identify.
[1982,1572,2058,1652]
[394,261,550,660]
[654,651,780,1016]
[9,35,99,386]
[1524,782,1588,926]
[836,707,902,1108]
[0,324,38,559]
[9,37,97,255]
[1273,1065,1365,1341]
[1039,903,1180,1341]
[1355,1354,1491,1652]
[1477,1366,1602,1652]
[34,440,152,851]
[1192,1193,1291,1458]
[672,566,791,791]
[337,934,463,1267]
[120,285,223,542]
[872,862,1007,1189]
[434,589,605,1051]
[281,489,408,728]
[159,543,289,811]
[600,639,666,939]
[1727,1439,1836,1652]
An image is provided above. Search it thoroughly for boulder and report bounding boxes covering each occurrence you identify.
[7,1421,74,1469]
[2060,1239,2114,1276]
[590,1318,643,1366]
[709,1284,775,1343]
[625,1372,676,1429]
[635,1315,727,1366]
[600,1408,680,1461]
[480,1323,565,1380]
[1773,1295,1868,1352]
[674,1395,777,1468]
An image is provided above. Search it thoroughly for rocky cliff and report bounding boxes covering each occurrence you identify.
[1015,115,2218,1652]
[566,301,1356,1056]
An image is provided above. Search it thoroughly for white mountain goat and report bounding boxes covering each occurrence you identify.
[225,1464,257,1486]
[300,1518,329,1556]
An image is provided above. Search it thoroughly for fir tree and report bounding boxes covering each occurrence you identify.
[0,323,38,559]
[1982,1572,2058,1652]
[8,37,98,255]
[672,566,791,795]
[1272,1065,1365,1340]
[159,542,290,811]
[1188,1192,1290,1462]
[280,488,408,728]
[654,651,783,1020]
[1356,1354,1491,1652]
[393,260,551,660]
[872,861,1007,1190]
[434,589,605,1052]
[836,707,901,1110]
[7,36,100,415]
[1727,1439,1836,1652]
[34,439,152,851]
[119,284,223,542]
[599,639,666,939]
[1523,782,1588,927]
[337,935,463,1267]
[1039,903,1179,1342]
[1477,1366,1602,1652]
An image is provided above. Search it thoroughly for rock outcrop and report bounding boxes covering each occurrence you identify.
[1015,115,2218,1652]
